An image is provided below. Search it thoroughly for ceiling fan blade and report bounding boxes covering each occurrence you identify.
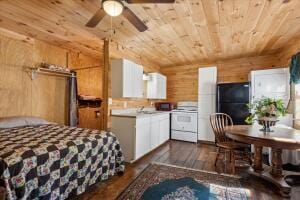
[125,0,175,3]
[122,6,148,32]
[86,8,106,27]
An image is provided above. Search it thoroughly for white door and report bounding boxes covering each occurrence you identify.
[134,64,144,98]
[150,119,160,150]
[160,75,167,99]
[135,117,150,159]
[198,66,217,142]
[123,60,133,97]
[199,67,217,95]
[159,117,170,144]
[198,95,216,117]
[197,117,215,142]
[146,73,157,99]
[198,95,216,142]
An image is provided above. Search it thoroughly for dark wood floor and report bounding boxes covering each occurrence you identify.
[79,140,300,200]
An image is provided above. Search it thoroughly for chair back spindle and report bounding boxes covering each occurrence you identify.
[210,113,233,143]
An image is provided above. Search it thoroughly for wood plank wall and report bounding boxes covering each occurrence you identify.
[68,52,103,130]
[0,28,161,129]
[68,40,162,129]
[160,54,283,102]
[278,37,300,66]
[0,32,68,124]
[0,30,103,126]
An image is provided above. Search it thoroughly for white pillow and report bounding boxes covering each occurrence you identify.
[0,116,50,129]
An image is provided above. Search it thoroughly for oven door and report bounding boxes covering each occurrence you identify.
[171,112,197,133]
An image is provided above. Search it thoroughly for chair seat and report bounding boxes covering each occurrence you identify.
[217,141,249,150]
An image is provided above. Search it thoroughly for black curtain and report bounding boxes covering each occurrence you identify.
[68,71,78,127]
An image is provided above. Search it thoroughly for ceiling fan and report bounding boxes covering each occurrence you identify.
[86,0,175,32]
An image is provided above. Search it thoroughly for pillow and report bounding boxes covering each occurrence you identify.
[24,116,50,126]
[0,116,50,129]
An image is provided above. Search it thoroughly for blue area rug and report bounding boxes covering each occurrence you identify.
[142,177,212,200]
[117,163,249,200]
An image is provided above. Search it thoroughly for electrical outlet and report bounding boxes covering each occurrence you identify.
[123,101,127,108]
[95,110,100,118]
[108,98,113,105]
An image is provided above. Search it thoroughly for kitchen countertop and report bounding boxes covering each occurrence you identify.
[111,111,171,118]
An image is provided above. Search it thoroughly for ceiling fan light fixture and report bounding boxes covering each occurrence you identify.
[102,0,124,17]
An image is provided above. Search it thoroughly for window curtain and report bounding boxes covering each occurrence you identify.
[290,52,300,84]
[289,52,300,128]
[69,71,78,127]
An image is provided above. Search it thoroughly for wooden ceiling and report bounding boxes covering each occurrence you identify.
[0,0,299,67]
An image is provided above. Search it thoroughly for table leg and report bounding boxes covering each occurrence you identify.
[253,145,263,171]
[249,147,292,197]
[271,148,283,177]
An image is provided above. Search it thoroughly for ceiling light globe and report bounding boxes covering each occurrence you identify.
[103,0,123,17]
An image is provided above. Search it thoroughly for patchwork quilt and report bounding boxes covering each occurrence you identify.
[0,124,125,200]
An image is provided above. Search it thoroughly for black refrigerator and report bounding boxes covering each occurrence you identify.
[217,82,250,125]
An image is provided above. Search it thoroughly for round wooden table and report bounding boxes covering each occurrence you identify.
[226,125,300,197]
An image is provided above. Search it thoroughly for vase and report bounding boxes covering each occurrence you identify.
[258,117,278,132]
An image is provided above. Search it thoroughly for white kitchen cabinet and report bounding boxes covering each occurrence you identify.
[111,112,170,162]
[150,118,160,150]
[198,95,216,117]
[197,118,215,142]
[159,117,170,144]
[136,117,151,159]
[147,73,167,99]
[111,58,143,98]
[198,67,217,95]
[198,67,217,142]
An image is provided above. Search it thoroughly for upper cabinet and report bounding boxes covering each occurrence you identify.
[198,67,217,95]
[147,73,167,99]
[111,59,143,98]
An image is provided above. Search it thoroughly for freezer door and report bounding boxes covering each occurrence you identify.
[217,103,249,125]
[217,82,250,103]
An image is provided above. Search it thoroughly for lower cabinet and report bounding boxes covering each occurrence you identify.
[150,119,160,150]
[136,117,151,159]
[112,113,170,162]
[159,118,170,143]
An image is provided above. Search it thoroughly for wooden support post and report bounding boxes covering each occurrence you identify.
[102,39,109,130]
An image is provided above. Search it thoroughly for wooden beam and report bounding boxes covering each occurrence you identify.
[102,38,109,130]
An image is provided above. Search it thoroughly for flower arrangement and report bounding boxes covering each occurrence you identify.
[245,97,287,125]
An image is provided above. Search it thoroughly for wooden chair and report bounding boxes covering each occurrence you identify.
[210,113,252,174]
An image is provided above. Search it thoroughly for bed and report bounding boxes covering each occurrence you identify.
[0,117,125,200]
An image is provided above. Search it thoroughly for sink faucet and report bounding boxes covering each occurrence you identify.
[137,106,145,113]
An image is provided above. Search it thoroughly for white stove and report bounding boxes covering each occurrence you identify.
[171,102,198,143]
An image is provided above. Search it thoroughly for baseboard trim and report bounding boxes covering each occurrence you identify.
[197,140,215,145]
